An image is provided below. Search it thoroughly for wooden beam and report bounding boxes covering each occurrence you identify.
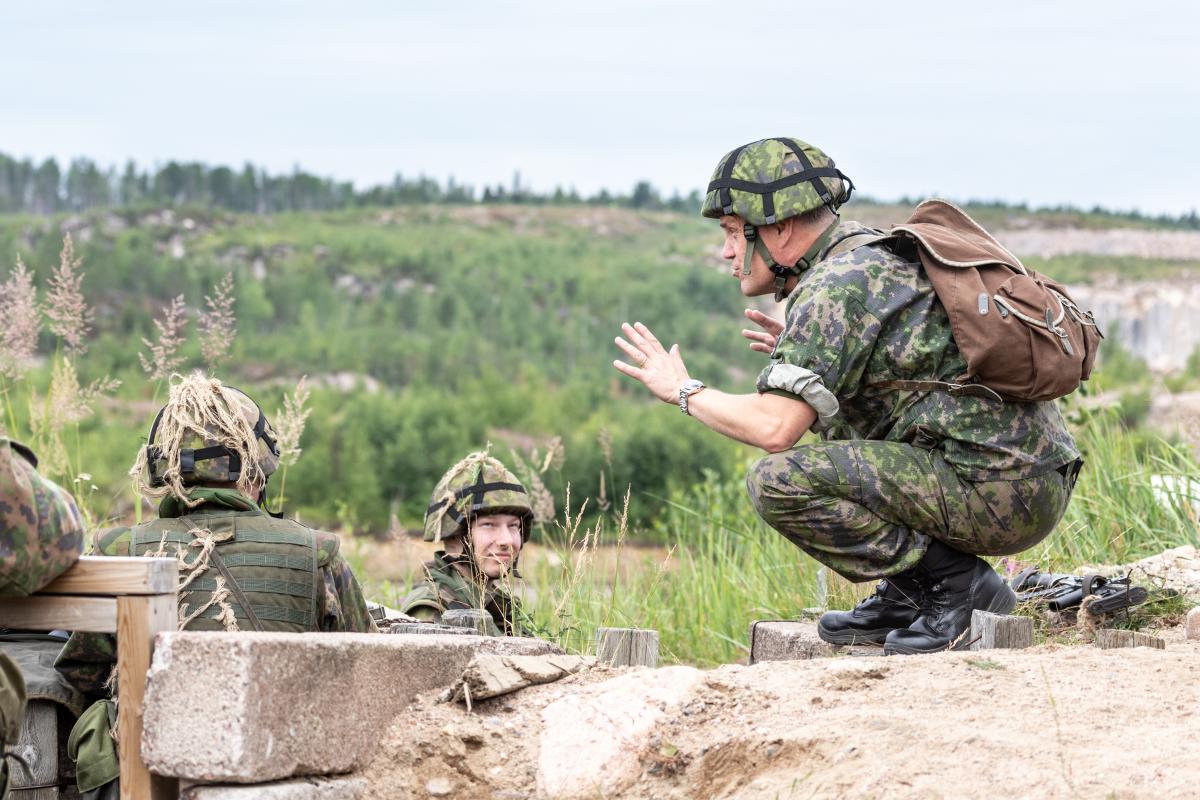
[0,596,117,632]
[116,594,179,800]
[41,556,178,596]
[1095,628,1166,650]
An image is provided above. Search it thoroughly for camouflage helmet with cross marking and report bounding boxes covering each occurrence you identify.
[423,453,534,544]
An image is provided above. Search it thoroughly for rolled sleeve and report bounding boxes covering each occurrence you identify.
[756,363,841,432]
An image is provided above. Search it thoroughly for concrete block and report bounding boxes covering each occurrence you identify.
[143,632,561,783]
[1186,607,1200,640]
[180,776,366,799]
[749,620,882,663]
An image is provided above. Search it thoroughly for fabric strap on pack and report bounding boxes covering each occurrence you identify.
[869,379,1003,403]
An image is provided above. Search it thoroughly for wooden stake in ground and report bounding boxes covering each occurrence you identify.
[1095,629,1166,650]
[595,628,659,667]
[969,610,1033,650]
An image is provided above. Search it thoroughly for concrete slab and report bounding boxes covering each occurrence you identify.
[749,620,883,663]
[143,632,561,783]
[180,776,366,799]
[1186,607,1200,640]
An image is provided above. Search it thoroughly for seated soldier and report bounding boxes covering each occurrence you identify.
[0,434,85,796]
[56,374,375,797]
[401,453,532,636]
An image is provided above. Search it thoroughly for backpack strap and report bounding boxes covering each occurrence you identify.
[869,379,1003,403]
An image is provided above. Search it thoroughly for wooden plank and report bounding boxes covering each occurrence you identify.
[0,596,117,632]
[7,701,58,789]
[969,610,1033,650]
[1095,628,1166,650]
[116,594,179,800]
[595,627,659,668]
[41,556,178,596]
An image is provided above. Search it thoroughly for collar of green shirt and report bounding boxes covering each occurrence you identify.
[157,487,260,518]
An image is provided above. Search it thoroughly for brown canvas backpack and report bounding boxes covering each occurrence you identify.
[872,199,1103,403]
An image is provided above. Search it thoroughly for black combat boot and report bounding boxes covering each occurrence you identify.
[816,573,923,645]
[883,539,1016,656]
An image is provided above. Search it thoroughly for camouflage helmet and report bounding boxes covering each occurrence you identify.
[145,382,280,490]
[702,137,853,226]
[424,453,533,544]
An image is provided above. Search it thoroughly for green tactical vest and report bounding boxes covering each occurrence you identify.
[128,491,331,632]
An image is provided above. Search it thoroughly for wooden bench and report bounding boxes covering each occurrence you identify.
[0,556,179,800]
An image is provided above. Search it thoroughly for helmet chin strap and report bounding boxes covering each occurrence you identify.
[742,220,838,302]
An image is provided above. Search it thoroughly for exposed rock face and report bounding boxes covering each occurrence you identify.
[1071,277,1200,371]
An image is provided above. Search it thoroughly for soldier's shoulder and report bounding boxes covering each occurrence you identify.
[267,516,342,565]
[399,580,441,615]
[94,526,133,556]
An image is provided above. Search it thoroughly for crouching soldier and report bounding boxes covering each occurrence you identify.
[0,434,85,796]
[56,374,374,797]
[401,453,533,636]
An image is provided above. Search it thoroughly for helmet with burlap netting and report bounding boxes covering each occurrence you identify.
[702,137,855,299]
[133,374,281,500]
[424,453,534,544]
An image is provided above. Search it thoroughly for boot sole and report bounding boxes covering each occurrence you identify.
[883,581,1017,656]
[816,621,892,646]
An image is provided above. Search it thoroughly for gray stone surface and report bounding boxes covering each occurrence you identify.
[1186,607,1200,640]
[180,776,366,799]
[143,632,561,783]
[749,620,882,662]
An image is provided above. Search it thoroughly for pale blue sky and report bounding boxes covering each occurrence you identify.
[3,1,1196,214]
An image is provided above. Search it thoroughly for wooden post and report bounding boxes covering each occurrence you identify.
[969,610,1033,650]
[595,627,659,667]
[1095,629,1166,650]
[116,593,178,800]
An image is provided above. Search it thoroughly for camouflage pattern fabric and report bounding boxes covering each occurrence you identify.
[756,221,1080,481]
[424,455,533,544]
[0,438,85,596]
[702,137,850,225]
[748,440,1074,581]
[400,552,528,636]
[747,221,1080,579]
[55,488,375,699]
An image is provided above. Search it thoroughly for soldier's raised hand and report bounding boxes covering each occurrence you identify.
[742,308,783,354]
[613,321,690,404]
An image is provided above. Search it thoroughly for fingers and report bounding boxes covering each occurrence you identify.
[741,329,774,346]
[614,336,646,364]
[748,343,773,354]
[628,321,667,355]
[612,359,644,380]
[744,308,784,335]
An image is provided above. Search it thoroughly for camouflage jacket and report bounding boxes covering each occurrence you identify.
[757,220,1079,481]
[400,552,528,636]
[56,488,375,698]
[0,438,84,596]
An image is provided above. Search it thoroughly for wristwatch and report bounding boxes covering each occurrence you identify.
[678,379,706,415]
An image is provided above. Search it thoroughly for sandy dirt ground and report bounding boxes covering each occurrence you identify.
[359,628,1199,800]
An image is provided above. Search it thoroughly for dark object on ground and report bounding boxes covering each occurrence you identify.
[884,540,1016,655]
[1011,568,1148,615]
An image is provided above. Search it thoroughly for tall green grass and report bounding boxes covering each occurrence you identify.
[525,410,1199,666]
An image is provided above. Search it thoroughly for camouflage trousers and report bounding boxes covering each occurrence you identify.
[747,440,1077,582]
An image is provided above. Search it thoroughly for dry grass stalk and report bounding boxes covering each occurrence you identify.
[510,449,555,524]
[0,256,41,380]
[199,272,236,368]
[274,375,312,467]
[29,357,119,477]
[44,234,94,356]
[138,295,188,381]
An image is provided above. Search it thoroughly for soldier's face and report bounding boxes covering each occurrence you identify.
[718,215,775,297]
[469,513,524,578]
